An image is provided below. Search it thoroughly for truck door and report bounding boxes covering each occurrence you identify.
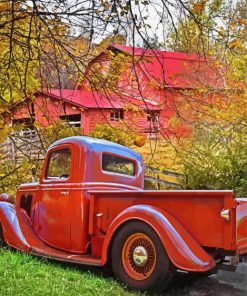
[35,145,73,251]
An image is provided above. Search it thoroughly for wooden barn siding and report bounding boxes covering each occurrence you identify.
[87,109,110,133]
[86,109,154,135]
[12,95,84,127]
[124,111,151,133]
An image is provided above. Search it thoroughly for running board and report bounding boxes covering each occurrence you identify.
[31,247,102,266]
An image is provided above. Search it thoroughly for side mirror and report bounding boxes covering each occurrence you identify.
[31,168,36,176]
[31,168,37,183]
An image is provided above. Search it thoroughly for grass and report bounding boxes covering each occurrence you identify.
[0,248,143,296]
[1,248,244,296]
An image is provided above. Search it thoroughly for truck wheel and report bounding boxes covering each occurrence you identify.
[111,221,169,292]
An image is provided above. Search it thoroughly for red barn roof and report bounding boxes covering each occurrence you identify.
[89,44,224,89]
[40,89,160,110]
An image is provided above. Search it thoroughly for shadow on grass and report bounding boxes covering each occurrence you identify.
[10,248,245,296]
[43,258,245,296]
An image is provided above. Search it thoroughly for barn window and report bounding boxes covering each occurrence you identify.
[59,114,81,127]
[145,110,160,133]
[147,110,160,123]
[12,118,35,130]
[110,109,124,121]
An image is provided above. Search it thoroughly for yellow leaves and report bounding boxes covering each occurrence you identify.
[168,116,182,129]
[218,26,225,36]
[229,39,243,50]
[208,50,214,56]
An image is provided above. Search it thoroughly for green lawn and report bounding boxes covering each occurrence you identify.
[0,248,243,296]
[0,248,143,296]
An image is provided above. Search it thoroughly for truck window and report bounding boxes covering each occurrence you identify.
[46,149,71,179]
[102,154,135,176]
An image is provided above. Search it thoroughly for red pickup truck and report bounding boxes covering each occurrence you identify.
[0,136,246,291]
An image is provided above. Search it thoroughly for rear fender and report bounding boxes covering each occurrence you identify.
[102,205,215,272]
[0,202,30,252]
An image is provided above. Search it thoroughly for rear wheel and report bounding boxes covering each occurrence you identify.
[111,221,169,292]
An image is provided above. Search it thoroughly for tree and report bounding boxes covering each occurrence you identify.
[89,124,146,147]
[179,122,247,197]
[0,120,82,195]
[0,0,246,194]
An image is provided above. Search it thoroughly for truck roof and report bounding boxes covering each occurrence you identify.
[49,136,141,160]
[49,136,144,189]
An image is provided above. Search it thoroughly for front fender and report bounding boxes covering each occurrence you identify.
[0,193,14,203]
[0,202,30,252]
[102,205,215,272]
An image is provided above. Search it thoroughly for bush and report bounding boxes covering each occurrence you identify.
[89,124,146,148]
[179,125,247,197]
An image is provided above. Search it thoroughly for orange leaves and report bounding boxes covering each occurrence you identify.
[190,1,207,14]
[0,2,9,12]
[237,18,247,28]
[134,135,146,147]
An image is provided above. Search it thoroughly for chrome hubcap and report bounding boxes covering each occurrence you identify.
[133,246,148,266]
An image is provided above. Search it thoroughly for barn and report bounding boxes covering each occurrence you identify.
[10,88,161,135]
[9,44,223,138]
[77,44,223,137]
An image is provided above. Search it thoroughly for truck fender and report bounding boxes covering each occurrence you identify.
[0,193,14,203]
[0,202,30,252]
[102,205,215,272]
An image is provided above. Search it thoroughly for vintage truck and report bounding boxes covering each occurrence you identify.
[0,136,246,291]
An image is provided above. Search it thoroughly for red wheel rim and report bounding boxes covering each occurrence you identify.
[122,233,156,281]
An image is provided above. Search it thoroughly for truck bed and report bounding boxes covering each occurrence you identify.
[89,190,246,253]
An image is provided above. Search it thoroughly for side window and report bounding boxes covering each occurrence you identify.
[46,149,71,179]
[102,154,135,176]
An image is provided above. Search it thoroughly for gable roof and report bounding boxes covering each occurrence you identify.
[89,44,224,89]
[39,89,160,110]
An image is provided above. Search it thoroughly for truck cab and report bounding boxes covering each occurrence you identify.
[0,136,246,292]
[16,137,144,253]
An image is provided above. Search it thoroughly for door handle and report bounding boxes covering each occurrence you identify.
[61,191,69,196]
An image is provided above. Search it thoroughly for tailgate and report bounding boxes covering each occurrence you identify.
[236,198,247,254]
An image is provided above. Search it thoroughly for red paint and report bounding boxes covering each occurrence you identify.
[0,137,246,290]
[10,89,160,135]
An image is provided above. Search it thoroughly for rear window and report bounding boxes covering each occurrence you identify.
[46,148,71,179]
[102,154,135,176]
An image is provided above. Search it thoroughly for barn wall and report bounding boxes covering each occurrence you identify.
[12,95,85,128]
